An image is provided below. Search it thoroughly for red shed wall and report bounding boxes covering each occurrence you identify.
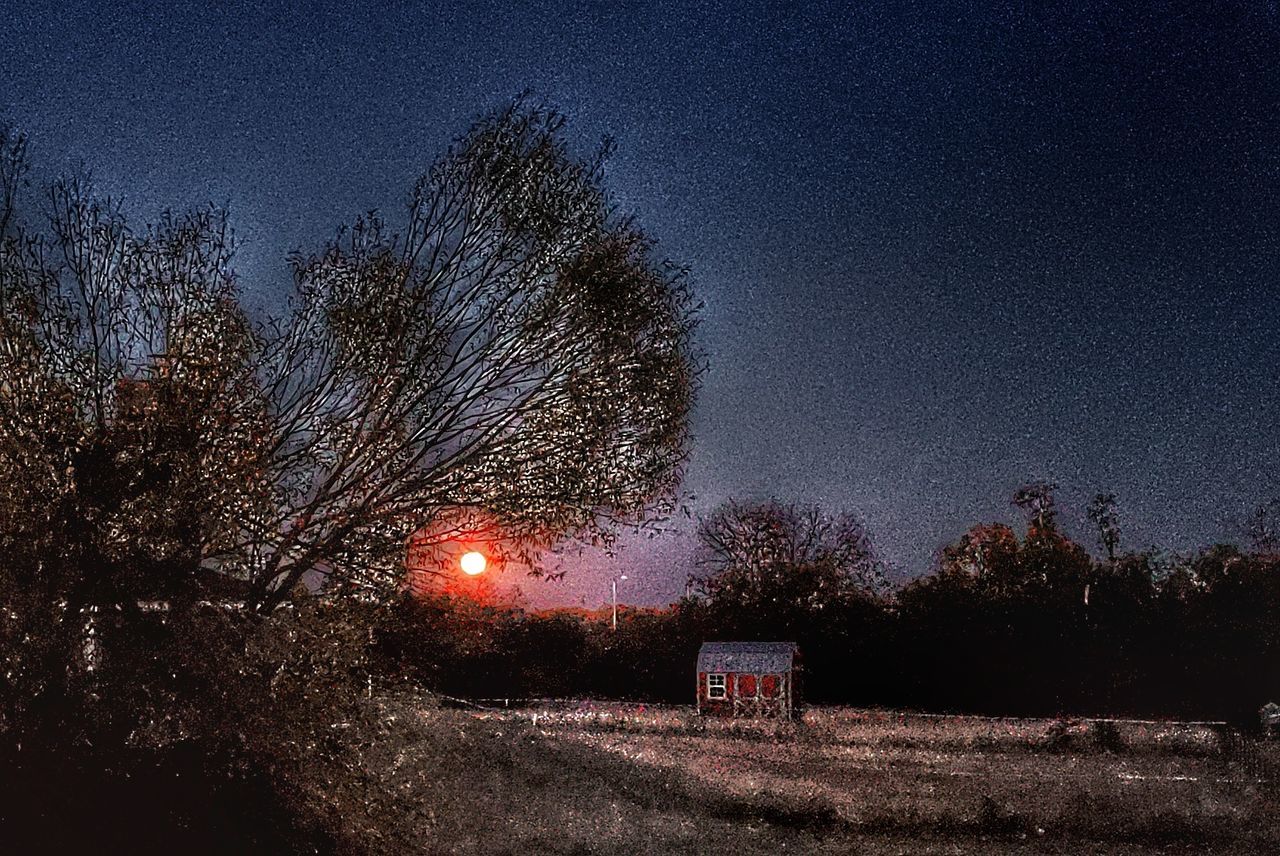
[698,669,795,717]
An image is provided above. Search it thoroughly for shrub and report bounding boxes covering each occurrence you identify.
[1090,719,1124,753]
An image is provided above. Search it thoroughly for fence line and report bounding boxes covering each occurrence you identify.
[433,696,1233,728]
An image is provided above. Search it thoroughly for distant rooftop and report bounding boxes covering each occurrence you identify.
[697,641,797,673]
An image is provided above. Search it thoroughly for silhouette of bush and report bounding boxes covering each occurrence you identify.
[1091,719,1124,752]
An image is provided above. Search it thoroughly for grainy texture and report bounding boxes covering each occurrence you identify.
[442,700,1280,854]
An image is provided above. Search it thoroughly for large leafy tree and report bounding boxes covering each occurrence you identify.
[0,105,698,741]
[0,105,696,611]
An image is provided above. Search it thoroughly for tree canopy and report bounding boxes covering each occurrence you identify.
[0,104,699,618]
[693,499,885,614]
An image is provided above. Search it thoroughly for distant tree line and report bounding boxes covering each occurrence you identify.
[379,490,1280,725]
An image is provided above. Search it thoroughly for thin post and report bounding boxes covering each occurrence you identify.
[610,574,627,631]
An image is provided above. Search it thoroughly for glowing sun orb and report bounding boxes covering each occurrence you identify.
[459,551,487,576]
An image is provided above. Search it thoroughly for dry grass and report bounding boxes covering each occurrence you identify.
[474,700,1229,752]
[289,694,865,855]
[465,701,1280,853]
[284,694,1280,854]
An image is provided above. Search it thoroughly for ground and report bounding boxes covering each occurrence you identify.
[321,695,1279,854]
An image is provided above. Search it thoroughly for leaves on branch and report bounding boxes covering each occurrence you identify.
[0,102,700,745]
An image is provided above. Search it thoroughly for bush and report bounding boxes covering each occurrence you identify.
[1090,719,1124,753]
[0,596,379,851]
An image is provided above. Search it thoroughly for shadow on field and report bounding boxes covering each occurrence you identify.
[407,698,1280,854]
[0,744,336,856]
[324,694,857,854]
[4,695,1277,855]
[485,702,1280,854]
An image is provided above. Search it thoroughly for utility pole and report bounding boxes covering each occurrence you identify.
[611,574,628,630]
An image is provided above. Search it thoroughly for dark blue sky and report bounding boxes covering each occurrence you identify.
[5,1,1280,607]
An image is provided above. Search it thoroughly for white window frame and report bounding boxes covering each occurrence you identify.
[707,673,727,699]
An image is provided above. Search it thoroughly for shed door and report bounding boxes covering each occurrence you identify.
[761,674,781,699]
[736,674,757,698]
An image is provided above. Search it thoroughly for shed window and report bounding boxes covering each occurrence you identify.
[707,673,727,699]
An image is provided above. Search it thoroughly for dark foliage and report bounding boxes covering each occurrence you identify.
[0,103,699,850]
[382,496,1280,725]
[0,598,379,853]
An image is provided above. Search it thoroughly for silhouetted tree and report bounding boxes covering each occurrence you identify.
[1013,482,1059,541]
[1087,493,1121,561]
[937,522,1019,582]
[1242,499,1280,557]
[0,103,699,781]
[693,499,884,610]
[0,104,697,622]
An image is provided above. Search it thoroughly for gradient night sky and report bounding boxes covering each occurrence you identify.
[5,1,1280,607]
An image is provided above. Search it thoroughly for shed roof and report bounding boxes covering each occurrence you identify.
[697,641,796,674]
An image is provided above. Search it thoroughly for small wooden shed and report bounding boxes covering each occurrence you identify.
[696,641,800,718]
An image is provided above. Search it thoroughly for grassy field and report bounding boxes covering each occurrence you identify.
[278,693,1280,853]
[419,700,1278,854]
[8,693,1274,854]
